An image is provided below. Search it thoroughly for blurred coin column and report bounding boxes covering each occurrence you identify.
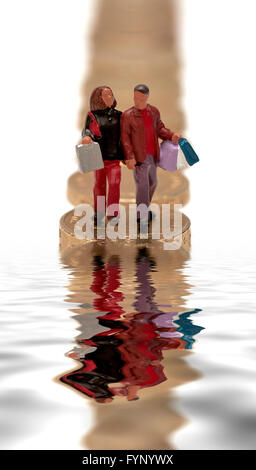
[65,0,189,210]
[57,242,201,450]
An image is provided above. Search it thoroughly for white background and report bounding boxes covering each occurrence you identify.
[181,0,256,260]
[0,0,255,261]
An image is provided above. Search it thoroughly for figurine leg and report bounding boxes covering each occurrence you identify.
[105,161,121,217]
[134,154,157,207]
[94,167,107,214]
[148,155,157,202]
[134,159,150,208]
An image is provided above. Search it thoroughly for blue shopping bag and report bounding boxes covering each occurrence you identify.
[178,138,199,166]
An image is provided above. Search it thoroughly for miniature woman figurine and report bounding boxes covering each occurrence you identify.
[82,86,124,221]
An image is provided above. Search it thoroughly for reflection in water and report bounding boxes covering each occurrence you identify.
[58,241,203,448]
[60,248,203,403]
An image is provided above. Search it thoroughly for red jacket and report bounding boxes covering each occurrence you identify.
[121,104,174,163]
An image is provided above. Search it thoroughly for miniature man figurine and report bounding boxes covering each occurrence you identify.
[121,84,182,220]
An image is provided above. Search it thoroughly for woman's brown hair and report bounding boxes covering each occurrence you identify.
[89,86,117,111]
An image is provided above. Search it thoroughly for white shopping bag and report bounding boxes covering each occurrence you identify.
[76,142,104,173]
[177,148,190,170]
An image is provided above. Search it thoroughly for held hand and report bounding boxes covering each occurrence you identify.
[171,133,182,144]
[126,158,136,170]
[82,136,93,144]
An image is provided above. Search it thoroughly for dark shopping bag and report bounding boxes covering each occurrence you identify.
[178,138,199,166]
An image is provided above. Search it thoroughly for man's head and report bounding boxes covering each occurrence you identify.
[133,84,149,110]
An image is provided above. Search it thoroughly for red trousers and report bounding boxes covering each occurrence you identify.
[94,160,121,217]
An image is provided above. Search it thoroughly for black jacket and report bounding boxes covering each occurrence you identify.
[82,107,124,161]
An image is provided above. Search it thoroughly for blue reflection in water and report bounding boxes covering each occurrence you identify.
[175,309,204,350]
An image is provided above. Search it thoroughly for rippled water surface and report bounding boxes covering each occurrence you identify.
[0,242,255,450]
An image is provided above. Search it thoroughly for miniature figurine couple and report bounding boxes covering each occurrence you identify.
[81,84,182,223]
